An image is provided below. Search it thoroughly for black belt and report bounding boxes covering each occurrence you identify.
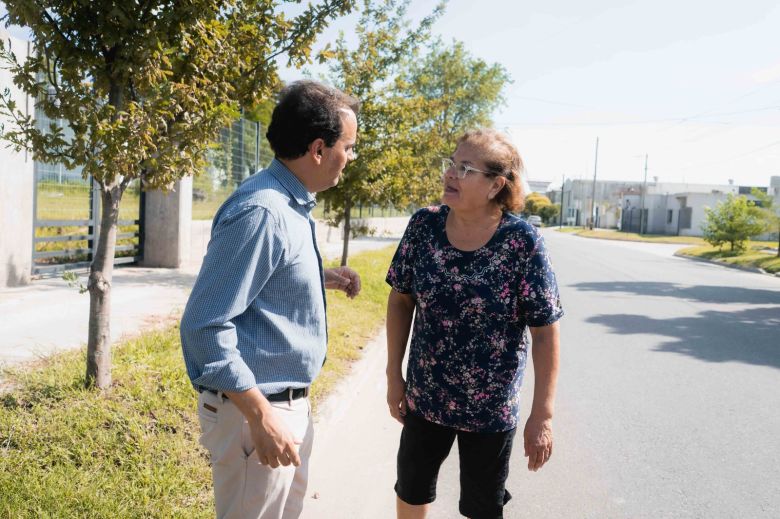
[199,386,309,402]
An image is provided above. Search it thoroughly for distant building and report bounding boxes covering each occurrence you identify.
[527,179,552,195]
[558,179,641,228]
[620,180,774,237]
[557,176,779,237]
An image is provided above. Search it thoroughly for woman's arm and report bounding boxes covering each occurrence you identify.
[524,321,560,471]
[386,288,415,424]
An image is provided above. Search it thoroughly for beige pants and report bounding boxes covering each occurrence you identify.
[197,391,314,519]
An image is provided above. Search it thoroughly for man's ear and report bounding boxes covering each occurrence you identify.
[309,138,326,163]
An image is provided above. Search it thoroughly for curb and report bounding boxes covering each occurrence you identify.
[673,251,773,276]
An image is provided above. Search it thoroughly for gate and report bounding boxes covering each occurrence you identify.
[32,162,143,276]
[621,207,644,234]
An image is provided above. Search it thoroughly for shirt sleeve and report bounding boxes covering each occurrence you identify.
[180,204,287,392]
[386,212,421,294]
[518,234,564,327]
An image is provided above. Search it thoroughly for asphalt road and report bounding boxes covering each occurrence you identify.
[303,230,780,519]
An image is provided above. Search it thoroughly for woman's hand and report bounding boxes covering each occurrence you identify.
[386,375,407,424]
[524,415,553,471]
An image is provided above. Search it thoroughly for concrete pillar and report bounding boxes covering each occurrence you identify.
[141,177,192,268]
[0,30,34,288]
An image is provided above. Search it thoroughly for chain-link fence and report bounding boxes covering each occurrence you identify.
[193,117,274,220]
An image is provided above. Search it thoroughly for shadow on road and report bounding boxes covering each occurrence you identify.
[573,281,780,305]
[589,307,780,369]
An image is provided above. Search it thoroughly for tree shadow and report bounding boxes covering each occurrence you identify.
[573,281,780,305]
[588,307,780,369]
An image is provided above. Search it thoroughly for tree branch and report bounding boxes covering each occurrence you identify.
[30,0,79,55]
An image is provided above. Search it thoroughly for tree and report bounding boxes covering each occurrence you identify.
[319,2,512,265]
[539,203,560,224]
[701,194,768,253]
[1,0,353,389]
[524,192,552,216]
[400,39,511,171]
[751,187,780,257]
[318,0,445,265]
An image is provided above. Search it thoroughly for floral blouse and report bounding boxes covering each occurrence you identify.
[386,205,563,432]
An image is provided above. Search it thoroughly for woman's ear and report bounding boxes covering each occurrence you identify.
[490,176,507,198]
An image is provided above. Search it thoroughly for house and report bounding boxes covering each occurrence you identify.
[556,179,642,228]
[619,179,779,237]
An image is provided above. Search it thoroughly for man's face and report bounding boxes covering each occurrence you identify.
[320,109,357,189]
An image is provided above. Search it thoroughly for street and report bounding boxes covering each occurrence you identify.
[302,229,780,518]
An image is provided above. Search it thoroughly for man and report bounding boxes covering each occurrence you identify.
[181,80,361,519]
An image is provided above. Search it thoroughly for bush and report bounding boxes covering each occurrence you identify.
[701,194,767,253]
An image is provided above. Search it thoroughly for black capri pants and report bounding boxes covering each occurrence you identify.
[395,411,516,519]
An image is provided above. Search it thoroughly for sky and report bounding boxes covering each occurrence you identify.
[3,1,779,188]
[281,0,780,188]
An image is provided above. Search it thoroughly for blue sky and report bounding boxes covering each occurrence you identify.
[283,0,780,187]
[4,1,779,187]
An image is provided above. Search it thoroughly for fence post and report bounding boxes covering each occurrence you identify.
[140,177,193,268]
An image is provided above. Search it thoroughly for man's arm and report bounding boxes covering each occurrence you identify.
[524,321,560,472]
[386,289,415,424]
[181,207,301,468]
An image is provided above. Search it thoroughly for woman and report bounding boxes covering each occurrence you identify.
[385,128,563,519]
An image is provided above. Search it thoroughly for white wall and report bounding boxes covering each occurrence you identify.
[678,193,727,237]
[0,30,34,287]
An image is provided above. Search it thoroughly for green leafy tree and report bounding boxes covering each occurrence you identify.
[0,0,352,389]
[320,2,512,265]
[701,194,768,253]
[400,39,510,174]
[318,0,445,265]
[524,192,552,216]
[751,187,780,257]
[539,203,560,224]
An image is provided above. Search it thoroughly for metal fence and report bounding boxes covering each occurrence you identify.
[621,207,643,234]
[193,117,273,220]
[32,107,142,275]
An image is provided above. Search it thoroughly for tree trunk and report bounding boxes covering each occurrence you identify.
[340,201,352,267]
[85,184,123,389]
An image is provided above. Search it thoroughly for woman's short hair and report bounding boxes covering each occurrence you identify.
[456,128,526,213]
[266,80,360,160]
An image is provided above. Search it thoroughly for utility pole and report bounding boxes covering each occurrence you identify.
[639,153,648,234]
[559,175,565,229]
[589,137,599,229]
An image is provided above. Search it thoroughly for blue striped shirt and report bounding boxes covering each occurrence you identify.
[180,159,327,395]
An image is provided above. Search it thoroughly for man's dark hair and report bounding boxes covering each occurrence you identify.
[266,80,360,160]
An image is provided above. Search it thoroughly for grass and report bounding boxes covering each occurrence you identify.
[0,245,397,518]
[555,226,777,248]
[677,244,780,274]
[556,226,705,244]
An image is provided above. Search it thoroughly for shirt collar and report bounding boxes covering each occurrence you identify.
[267,158,317,211]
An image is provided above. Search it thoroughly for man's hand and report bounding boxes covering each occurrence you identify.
[387,375,407,424]
[225,388,302,469]
[325,266,361,298]
[524,415,553,472]
[249,408,302,468]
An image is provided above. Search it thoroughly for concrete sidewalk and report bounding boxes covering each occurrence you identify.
[0,230,400,371]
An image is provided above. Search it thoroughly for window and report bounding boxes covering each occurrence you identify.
[667,210,673,224]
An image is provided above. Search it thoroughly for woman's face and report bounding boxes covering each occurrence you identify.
[441,141,505,213]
